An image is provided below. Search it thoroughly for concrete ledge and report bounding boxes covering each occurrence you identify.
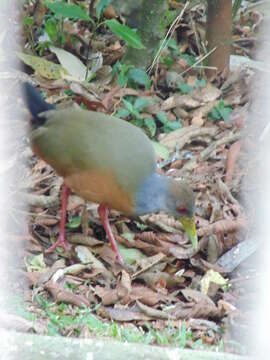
[0,329,249,360]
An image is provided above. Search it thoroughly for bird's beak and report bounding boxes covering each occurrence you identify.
[180,216,198,249]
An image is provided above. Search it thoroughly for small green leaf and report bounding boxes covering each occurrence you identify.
[66,216,81,229]
[122,232,135,243]
[96,0,112,20]
[162,56,174,67]
[128,68,151,89]
[134,97,151,111]
[118,243,146,265]
[131,118,144,128]
[163,120,182,133]
[115,107,130,118]
[23,16,34,27]
[112,61,133,87]
[157,111,169,125]
[45,1,93,22]
[105,19,145,49]
[122,99,134,113]
[219,106,232,122]
[208,100,233,122]
[25,254,46,272]
[45,18,57,41]
[178,82,192,94]
[123,99,140,119]
[181,53,196,66]
[144,118,156,137]
[151,141,170,160]
[167,38,179,52]
[194,78,206,89]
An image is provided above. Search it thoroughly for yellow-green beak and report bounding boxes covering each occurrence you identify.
[180,216,198,249]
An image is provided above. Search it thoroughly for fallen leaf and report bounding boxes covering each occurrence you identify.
[136,300,170,319]
[17,52,66,79]
[201,269,228,295]
[225,140,242,183]
[50,46,87,81]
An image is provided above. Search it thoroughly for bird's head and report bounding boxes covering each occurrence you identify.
[167,178,198,249]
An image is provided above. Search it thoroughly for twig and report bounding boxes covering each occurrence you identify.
[197,218,247,238]
[147,1,189,74]
[180,46,217,76]
[200,132,242,161]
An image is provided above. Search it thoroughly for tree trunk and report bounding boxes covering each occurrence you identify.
[113,0,168,69]
[206,0,232,75]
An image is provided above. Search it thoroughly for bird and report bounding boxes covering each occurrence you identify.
[22,82,197,264]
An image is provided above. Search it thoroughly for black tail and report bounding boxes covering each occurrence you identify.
[22,82,55,126]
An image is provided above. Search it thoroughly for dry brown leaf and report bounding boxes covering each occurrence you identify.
[161,94,200,111]
[117,270,132,299]
[45,280,89,307]
[197,218,247,237]
[136,300,170,319]
[181,289,216,306]
[225,140,242,183]
[130,286,160,306]
[159,126,217,151]
[105,306,151,322]
[95,286,119,306]
[171,300,223,319]
[192,84,221,103]
[137,270,185,289]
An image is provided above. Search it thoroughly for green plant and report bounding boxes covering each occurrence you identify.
[105,19,145,49]
[157,111,182,133]
[96,0,112,20]
[208,100,233,122]
[178,78,206,95]
[113,62,151,89]
[116,96,156,137]
[41,0,94,47]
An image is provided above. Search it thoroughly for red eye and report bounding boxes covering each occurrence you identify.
[178,206,188,214]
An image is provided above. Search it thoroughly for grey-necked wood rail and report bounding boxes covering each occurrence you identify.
[22,82,197,264]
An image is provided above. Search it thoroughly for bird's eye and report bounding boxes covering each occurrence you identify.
[178,206,188,215]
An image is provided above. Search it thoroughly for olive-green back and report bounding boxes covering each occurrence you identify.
[31,107,156,195]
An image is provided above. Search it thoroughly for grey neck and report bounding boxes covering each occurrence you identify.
[134,173,174,216]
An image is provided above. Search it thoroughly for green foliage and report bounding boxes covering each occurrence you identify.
[96,0,112,20]
[157,111,182,133]
[23,16,34,27]
[66,215,81,229]
[105,19,145,49]
[113,62,151,89]
[158,38,196,69]
[178,82,193,94]
[178,78,206,94]
[159,9,178,34]
[112,62,133,87]
[45,1,93,22]
[127,68,151,90]
[116,96,156,137]
[44,17,58,42]
[232,0,244,19]
[208,100,233,122]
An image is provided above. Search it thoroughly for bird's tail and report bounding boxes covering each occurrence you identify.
[21,82,55,127]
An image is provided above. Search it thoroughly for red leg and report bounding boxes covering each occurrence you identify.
[46,184,70,253]
[98,204,123,265]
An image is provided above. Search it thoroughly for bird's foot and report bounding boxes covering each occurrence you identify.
[45,234,69,253]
